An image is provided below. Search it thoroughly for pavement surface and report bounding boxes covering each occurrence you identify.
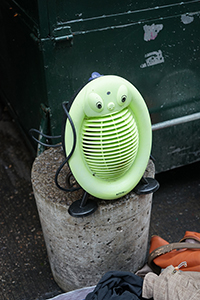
[0,101,200,300]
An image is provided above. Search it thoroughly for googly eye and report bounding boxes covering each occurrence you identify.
[88,92,104,113]
[121,95,127,103]
[96,101,103,109]
[117,85,129,106]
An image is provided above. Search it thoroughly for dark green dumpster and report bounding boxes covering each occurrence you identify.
[0,0,200,172]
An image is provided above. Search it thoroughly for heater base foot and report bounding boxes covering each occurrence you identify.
[68,199,98,217]
[134,177,159,195]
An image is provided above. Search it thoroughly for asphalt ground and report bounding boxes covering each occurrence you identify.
[0,102,200,300]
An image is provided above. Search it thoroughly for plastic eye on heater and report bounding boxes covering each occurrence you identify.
[64,75,152,200]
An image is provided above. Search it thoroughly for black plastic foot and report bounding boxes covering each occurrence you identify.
[134,177,160,195]
[68,199,98,217]
[68,192,98,217]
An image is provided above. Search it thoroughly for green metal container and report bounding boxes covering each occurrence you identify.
[0,0,200,172]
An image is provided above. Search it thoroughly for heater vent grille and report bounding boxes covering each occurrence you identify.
[81,108,139,180]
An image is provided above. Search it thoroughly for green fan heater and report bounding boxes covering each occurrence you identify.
[61,73,159,217]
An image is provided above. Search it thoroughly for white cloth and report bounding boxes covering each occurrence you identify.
[142,265,200,300]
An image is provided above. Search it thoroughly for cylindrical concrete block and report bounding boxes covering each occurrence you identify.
[31,147,155,292]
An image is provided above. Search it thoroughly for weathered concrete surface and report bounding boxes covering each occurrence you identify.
[1,101,200,300]
[31,147,155,291]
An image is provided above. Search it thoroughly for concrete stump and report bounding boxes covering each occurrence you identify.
[31,147,155,291]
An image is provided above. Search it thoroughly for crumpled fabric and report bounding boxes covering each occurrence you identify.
[142,265,200,300]
[135,264,154,279]
[85,271,147,300]
[47,286,95,300]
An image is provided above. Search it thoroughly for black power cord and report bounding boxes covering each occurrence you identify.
[29,128,62,148]
[54,103,81,192]
[29,102,81,193]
